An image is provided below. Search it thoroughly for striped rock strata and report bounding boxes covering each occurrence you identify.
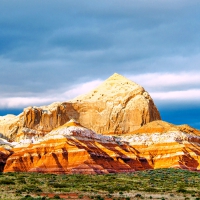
[3,120,200,173]
[121,120,200,171]
[0,73,161,141]
[4,120,142,174]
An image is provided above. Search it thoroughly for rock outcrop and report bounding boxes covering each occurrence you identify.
[1,73,199,174]
[3,120,200,173]
[70,73,161,134]
[120,120,200,171]
[4,121,141,174]
[0,114,21,141]
[0,138,13,172]
[0,73,161,141]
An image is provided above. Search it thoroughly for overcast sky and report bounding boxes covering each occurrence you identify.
[0,0,200,129]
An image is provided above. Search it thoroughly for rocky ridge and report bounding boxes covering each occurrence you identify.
[0,73,200,174]
[0,73,161,141]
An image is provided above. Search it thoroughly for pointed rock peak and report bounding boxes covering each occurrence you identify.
[72,72,146,103]
[107,73,127,80]
[105,73,138,85]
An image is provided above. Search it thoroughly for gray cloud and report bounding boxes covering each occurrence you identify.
[0,0,200,121]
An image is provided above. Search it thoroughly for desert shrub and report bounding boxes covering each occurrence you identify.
[20,195,46,200]
[95,195,104,200]
[78,194,83,199]
[17,177,26,184]
[53,195,61,199]
[22,196,40,200]
[144,187,158,192]
[135,194,142,198]
[0,179,15,185]
[6,172,16,176]
[48,183,67,188]
[29,178,41,184]
[20,185,42,193]
[177,188,187,193]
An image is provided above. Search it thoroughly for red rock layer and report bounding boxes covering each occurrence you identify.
[3,120,200,174]
[131,142,200,171]
[4,138,146,174]
[4,138,200,173]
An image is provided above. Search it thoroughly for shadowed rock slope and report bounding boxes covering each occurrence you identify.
[0,73,161,141]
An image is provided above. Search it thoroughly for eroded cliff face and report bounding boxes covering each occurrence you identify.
[3,120,200,174]
[70,73,160,134]
[0,73,161,141]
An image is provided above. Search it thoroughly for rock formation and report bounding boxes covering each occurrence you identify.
[0,137,13,172]
[0,73,161,141]
[120,120,200,171]
[70,73,161,134]
[4,120,141,174]
[0,114,21,141]
[3,120,200,173]
[1,73,199,174]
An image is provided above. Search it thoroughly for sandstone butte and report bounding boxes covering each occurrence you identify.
[0,73,161,141]
[0,73,200,174]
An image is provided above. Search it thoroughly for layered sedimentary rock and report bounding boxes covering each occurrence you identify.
[1,73,199,174]
[4,120,142,174]
[0,73,161,140]
[4,120,200,173]
[121,120,200,171]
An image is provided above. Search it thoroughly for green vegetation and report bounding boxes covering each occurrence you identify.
[0,168,200,199]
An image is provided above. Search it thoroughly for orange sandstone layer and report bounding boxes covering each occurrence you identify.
[3,120,200,173]
[4,138,200,174]
[130,120,200,135]
[4,138,143,174]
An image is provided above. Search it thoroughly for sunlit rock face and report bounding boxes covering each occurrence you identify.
[70,73,161,134]
[120,120,200,171]
[0,115,21,141]
[0,73,161,141]
[3,120,200,174]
